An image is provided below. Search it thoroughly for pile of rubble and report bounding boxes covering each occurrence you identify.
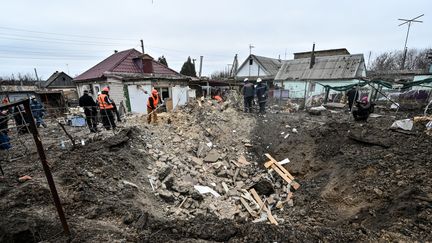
[136,100,299,224]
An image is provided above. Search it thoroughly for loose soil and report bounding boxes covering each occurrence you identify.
[1,104,431,242]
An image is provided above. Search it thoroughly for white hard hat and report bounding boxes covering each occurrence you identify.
[257,78,262,83]
[243,78,249,82]
[30,95,36,99]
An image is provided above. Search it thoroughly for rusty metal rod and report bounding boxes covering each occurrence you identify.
[23,99,71,235]
[58,122,76,148]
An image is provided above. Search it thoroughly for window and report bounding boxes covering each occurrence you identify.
[249,58,253,65]
[156,87,170,100]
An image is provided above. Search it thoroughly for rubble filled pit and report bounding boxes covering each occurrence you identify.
[1,101,431,242]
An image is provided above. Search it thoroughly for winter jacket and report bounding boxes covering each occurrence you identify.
[30,99,45,118]
[242,82,255,98]
[256,83,268,101]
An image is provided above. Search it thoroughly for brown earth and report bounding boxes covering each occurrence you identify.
[1,103,431,242]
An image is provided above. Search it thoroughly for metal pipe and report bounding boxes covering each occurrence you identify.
[22,99,71,236]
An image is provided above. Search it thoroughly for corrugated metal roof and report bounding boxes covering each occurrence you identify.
[253,55,282,76]
[275,54,365,81]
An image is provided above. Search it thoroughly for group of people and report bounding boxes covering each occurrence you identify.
[242,78,268,114]
[79,87,161,132]
[79,87,120,132]
[0,95,47,151]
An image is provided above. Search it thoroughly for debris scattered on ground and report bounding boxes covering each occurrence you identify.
[1,97,431,242]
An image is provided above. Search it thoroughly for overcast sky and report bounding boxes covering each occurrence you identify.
[0,0,430,80]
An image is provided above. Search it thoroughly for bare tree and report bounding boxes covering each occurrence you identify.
[370,48,432,71]
[210,69,230,79]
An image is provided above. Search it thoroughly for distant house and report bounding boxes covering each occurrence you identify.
[274,49,366,99]
[0,80,66,115]
[44,71,78,104]
[74,49,190,114]
[235,54,282,83]
[44,71,74,89]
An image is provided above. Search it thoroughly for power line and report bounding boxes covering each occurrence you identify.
[0,34,134,46]
[0,26,138,42]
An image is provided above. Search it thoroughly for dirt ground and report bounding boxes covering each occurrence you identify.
[1,101,431,242]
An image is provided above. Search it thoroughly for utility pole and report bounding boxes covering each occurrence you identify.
[66,64,70,75]
[34,68,39,81]
[199,56,203,78]
[140,39,145,54]
[398,14,424,70]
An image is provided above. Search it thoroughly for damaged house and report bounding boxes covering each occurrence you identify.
[235,54,282,83]
[74,49,190,114]
[274,48,367,99]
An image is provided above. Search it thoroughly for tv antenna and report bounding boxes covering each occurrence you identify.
[398,14,424,69]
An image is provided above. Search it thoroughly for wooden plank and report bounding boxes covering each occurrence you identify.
[249,189,278,225]
[271,164,293,184]
[264,160,274,168]
[240,197,257,217]
[266,153,295,180]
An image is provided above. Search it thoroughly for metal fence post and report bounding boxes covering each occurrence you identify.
[23,99,71,236]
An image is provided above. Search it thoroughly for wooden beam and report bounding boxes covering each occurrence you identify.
[264,153,300,190]
[249,189,278,225]
[240,197,257,217]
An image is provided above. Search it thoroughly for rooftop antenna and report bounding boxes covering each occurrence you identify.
[398,14,424,70]
[249,44,255,55]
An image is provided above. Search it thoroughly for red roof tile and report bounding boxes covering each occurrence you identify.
[74,49,184,81]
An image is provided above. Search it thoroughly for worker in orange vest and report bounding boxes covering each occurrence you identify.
[147,89,160,124]
[97,87,116,130]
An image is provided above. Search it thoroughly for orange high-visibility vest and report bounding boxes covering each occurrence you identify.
[147,95,159,109]
[98,94,114,109]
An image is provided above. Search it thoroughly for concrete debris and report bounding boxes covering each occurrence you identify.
[390,119,413,131]
[194,185,221,198]
[203,150,220,162]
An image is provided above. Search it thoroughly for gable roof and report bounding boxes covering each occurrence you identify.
[275,54,366,81]
[236,54,282,77]
[74,49,185,81]
[44,71,73,88]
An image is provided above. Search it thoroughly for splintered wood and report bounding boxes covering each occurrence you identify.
[264,153,300,190]
[249,189,278,225]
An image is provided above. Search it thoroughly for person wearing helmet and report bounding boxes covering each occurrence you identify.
[241,78,255,113]
[97,87,116,130]
[30,96,47,128]
[147,89,160,124]
[255,78,268,114]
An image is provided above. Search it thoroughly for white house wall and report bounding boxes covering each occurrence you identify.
[127,84,152,113]
[172,85,189,110]
[236,61,270,77]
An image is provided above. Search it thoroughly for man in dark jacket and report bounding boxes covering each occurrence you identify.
[242,78,255,113]
[347,87,359,111]
[255,78,268,114]
[30,96,47,128]
[79,90,98,133]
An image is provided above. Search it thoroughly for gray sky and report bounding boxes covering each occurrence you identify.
[0,0,431,80]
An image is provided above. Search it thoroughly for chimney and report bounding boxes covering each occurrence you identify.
[310,43,316,69]
[114,50,118,53]
[141,54,154,73]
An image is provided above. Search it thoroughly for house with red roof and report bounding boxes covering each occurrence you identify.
[74,49,190,114]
